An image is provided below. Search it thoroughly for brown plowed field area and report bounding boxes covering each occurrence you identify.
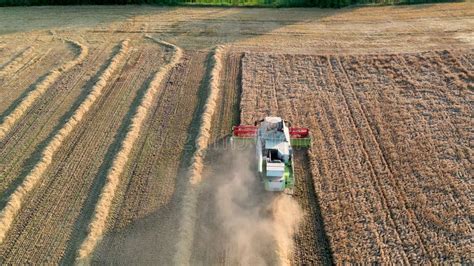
[0,3,472,264]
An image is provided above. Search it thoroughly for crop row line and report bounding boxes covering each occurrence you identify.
[75,36,183,263]
[0,40,89,140]
[0,39,129,245]
[174,45,225,266]
[0,46,35,77]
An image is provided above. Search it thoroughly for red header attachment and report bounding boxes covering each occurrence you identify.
[233,125,309,139]
[232,125,257,138]
[289,127,309,138]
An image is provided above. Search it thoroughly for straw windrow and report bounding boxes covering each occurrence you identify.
[75,37,183,262]
[0,40,129,245]
[0,40,89,140]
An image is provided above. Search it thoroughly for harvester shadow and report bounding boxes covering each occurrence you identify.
[90,50,213,265]
[0,43,120,211]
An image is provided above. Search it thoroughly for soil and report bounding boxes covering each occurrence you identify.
[0,3,472,264]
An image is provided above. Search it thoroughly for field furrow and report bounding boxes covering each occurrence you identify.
[0,41,74,115]
[0,40,161,264]
[240,50,472,264]
[292,150,333,265]
[0,40,88,140]
[0,43,113,205]
[0,46,35,77]
[76,39,183,262]
[91,50,209,265]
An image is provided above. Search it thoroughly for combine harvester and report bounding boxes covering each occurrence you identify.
[231,117,311,194]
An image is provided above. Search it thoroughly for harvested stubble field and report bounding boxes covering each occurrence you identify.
[0,2,472,265]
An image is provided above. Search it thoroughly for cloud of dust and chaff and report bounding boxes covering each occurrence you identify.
[208,149,303,266]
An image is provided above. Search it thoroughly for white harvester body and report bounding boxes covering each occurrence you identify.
[231,116,311,193]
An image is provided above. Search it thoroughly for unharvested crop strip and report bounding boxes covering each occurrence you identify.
[325,56,407,262]
[75,37,183,262]
[0,40,89,140]
[0,47,35,77]
[174,46,225,266]
[336,56,431,261]
[0,40,129,245]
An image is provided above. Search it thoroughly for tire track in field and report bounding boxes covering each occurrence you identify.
[174,45,225,266]
[0,40,165,264]
[76,38,183,263]
[436,50,473,83]
[0,46,35,77]
[0,44,111,207]
[239,53,333,265]
[0,46,52,82]
[0,40,89,140]
[343,53,472,262]
[397,52,472,204]
[292,150,333,265]
[0,47,60,114]
[392,53,471,203]
[321,56,408,263]
[375,53,473,259]
[92,50,208,265]
[304,56,396,263]
[0,40,128,247]
[335,56,432,262]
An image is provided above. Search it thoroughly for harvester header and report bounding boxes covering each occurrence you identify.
[230,117,311,193]
[232,122,311,147]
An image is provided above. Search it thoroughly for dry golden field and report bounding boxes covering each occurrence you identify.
[0,3,472,264]
[240,51,472,264]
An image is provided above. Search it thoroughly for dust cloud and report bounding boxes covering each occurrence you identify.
[174,46,225,265]
[194,148,303,265]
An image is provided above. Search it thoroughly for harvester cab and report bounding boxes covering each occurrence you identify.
[230,116,311,194]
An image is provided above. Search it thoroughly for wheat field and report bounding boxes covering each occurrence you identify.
[0,3,472,264]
